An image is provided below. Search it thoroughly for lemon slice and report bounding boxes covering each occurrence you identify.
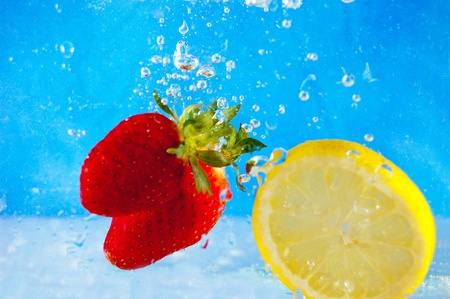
[252,139,435,299]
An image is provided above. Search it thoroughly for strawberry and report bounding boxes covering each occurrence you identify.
[103,163,231,270]
[80,113,187,216]
[80,90,265,269]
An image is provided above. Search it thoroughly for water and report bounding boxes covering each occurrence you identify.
[0,0,449,298]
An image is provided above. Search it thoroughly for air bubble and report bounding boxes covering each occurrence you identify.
[282,0,303,9]
[342,0,355,3]
[238,174,251,183]
[219,188,232,202]
[278,104,285,114]
[342,74,355,87]
[196,80,207,90]
[241,123,253,133]
[68,129,76,136]
[196,64,216,78]
[211,53,222,63]
[282,20,292,28]
[178,20,189,35]
[151,55,162,64]
[269,148,288,165]
[299,90,310,101]
[346,150,360,159]
[306,52,318,61]
[312,116,319,123]
[250,118,261,128]
[173,41,199,71]
[364,133,374,142]
[60,41,74,59]
[352,94,361,103]
[252,104,260,112]
[246,155,270,177]
[225,60,236,71]
[156,35,164,46]
[375,164,393,179]
[189,84,197,92]
[140,67,151,78]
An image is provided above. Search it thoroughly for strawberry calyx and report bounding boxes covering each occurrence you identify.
[153,89,266,194]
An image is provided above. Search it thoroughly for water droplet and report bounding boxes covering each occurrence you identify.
[299,90,310,101]
[60,41,74,59]
[282,0,303,9]
[196,80,207,90]
[312,116,319,123]
[241,123,253,133]
[224,6,230,13]
[196,64,216,78]
[278,104,285,114]
[252,104,260,112]
[346,150,360,159]
[156,35,164,46]
[342,73,355,87]
[353,198,380,215]
[375,164,393,179]
[239,174,251,183]
[352,94,361,103]
[364,133,374,142]
[178,20,189,35]
[250,118,261,128]
[209,54,220,65]
[140,67,151,78]
[306,52,318,61]
[282,19,292,28]
[269,148,288,165]
[206,22,213,28]
[67,129,76,136]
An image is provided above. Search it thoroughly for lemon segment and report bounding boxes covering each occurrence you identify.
[252,139,435,299]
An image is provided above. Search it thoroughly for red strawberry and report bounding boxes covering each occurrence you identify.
[80,113,187,217]
[80,90,265,269]
[103,163,231,270]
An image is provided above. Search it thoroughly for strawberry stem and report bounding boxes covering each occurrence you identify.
[153,89,266,194]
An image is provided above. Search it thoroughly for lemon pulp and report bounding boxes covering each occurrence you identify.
[252,139,435,299]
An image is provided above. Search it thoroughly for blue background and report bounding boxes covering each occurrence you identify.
[0,0,449,218]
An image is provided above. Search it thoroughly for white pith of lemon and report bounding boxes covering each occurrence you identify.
[252,139,435,299]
